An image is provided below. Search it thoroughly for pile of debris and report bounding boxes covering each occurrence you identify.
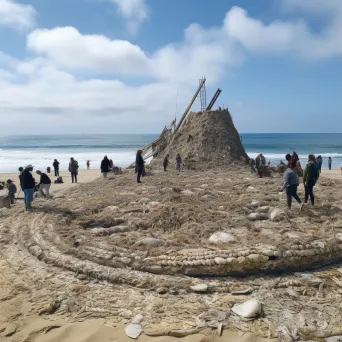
[151,108,248,169]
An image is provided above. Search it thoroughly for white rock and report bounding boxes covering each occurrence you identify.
[132,314,144,324]
[138,238,162,246]
[159,187,173,194]
[125,323,142,339]
[209,232,236,244]
[232,299,262,318]
[181,190,195,196]
[214,257,226,265]
[247,213,268,221]
[246,186,257,192]
[190,284,208,293]
[148,201,160,208]
[200,184,209,188]
[269,208,286,221]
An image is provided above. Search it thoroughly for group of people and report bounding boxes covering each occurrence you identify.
[281,154,321,210]
[249,153,267,177]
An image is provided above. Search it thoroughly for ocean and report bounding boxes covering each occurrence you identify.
[0,133,341,173]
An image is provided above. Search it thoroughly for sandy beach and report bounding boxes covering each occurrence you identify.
[0,162,341,341]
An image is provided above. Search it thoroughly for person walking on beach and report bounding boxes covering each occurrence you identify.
[36,170,51,198]
[86,160,90,170]
[163,155,169,172]
[176,154,182,172]
[100,156,111,178]
[136,150,144,184]
[303,154,320,206]
[7,180,17,204]
[69,158,79,183]
[328,157,332,170]
[255,153,266,178]
[316,155,323,172]
[22,165,35,211]
[53,159,60,177]
[280,165,303,211]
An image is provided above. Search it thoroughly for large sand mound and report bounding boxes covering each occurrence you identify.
[152,109,248,169]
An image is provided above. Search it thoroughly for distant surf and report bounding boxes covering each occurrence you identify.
[0,133,341,173]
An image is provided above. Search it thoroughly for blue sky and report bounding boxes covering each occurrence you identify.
[0,0,341,134]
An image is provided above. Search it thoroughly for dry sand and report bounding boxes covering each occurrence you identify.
[0,166,341,341]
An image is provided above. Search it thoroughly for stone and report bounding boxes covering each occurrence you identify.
[246,186,258,192]
[4,324,16,337]
[247,213,268,221]
[214,257,226,265]
[125,323,142,339]
[148,201,160,208]
[143,265,163,274]
[232,299,262,318]
[132,314,144,324]
[156,287,168,294]
[159,187,173,194]
[190,284,208,293]
[269,208,286,221]
[181,190,195,196]
[138,238,162,246]
[209,232,236,244]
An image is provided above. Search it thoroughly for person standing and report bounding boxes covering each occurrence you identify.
[18,167,24,191]
[136,150,144,184]
[328,157,332,170]
[249,158,256,173]
[303,154,320,206]
[22,165,35,211]
[86,160,90,170]
[100,156,111,178]
[7,180,17,204]
[280,166,303,210]
[53,159,60,176]
[316,155,323,172]
[69,158,79,183]
[176,154,182,172]
[255,153,266,178]
[163,155,169,172]
[36,170,51,198]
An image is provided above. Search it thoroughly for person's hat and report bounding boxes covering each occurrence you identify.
[25,164,34,169]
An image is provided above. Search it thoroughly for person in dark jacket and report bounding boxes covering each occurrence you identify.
[316,155,323,172]
[176,154,182,172]
[68,158,79,183]
[100,156,111,178]
[22,164,35,211]
[53,159,60,177]
[136,150,144,184]
[36,170,51,198]
[163,155,169,172]
[328,157,332,170]
[303,154,320,205]
[280,166,303,210]
[255,153,266,178]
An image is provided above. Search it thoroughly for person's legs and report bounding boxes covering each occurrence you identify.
[57,169,59,176]
[71,172,75,183]
[137,168,143,183]
[9,193,15,204]
[39,184,45,197]
[45,184,51,198]
[304,184,309,203]
[292,185,302,204]
[75,173,78,183]
[103,172,107,178]
[308,180,315,205]
[25,188,34,210]
[286,187,292,209]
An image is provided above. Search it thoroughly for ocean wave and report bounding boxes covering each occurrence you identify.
[247,152,342,159]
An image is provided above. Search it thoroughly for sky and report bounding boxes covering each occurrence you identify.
[0,0,341,135]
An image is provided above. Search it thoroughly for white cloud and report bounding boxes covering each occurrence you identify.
[110,0,149,34]
[0,0,36,30]
[27,27,151,76]
[224,5,342,60]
